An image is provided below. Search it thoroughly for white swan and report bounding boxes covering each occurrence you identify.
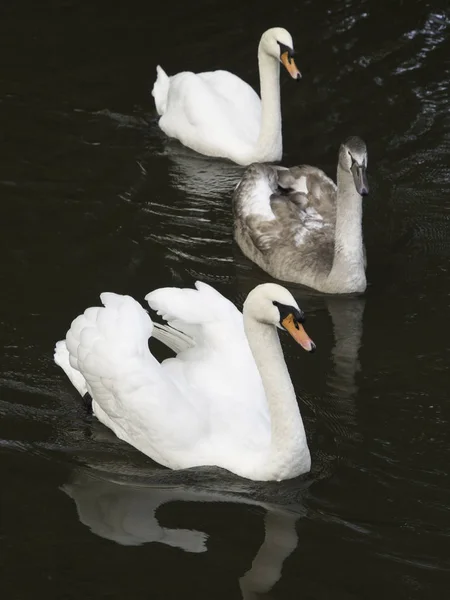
[152,28,301,165]
[233,137,369,293]
[54,282,315,482]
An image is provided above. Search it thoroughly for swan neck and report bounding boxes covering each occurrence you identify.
[254,47,282,160]
[330,165,365,282]
[243,314,310,478]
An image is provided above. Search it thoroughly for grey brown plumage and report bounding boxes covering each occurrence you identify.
[233,137,369,294]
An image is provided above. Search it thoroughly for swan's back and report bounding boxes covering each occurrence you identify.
[279,164,337,221]
[233,163,337,286]
[157,69,262,161]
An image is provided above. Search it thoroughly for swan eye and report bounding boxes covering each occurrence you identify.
[273,303,315,351]
[272,301,305,325]
[277,42,295,61]
[349,153,367,169]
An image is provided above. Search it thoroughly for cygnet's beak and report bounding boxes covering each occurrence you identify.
[351,163,369,196]
[280,51,302,80]
[281,313,316,352]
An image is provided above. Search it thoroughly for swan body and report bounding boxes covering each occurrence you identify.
[233,137,369,293]
[55,282,315,482]
[152,28,301,165]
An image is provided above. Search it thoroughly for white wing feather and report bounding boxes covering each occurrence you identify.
[155,69,261,162]
[55,283,270,471]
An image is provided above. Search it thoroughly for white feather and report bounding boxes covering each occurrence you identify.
[55,283,272,476]
[239,176,277,221]
[54,340,89,397]
[152,323,194,354]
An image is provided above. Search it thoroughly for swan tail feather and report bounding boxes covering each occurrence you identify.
[152,65,170,116]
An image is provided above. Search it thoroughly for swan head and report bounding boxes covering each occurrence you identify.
[339,136,369,196]
[244,283,315,352]
[259,28,301,80]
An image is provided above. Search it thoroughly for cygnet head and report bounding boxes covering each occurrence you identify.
[244,283,315,352]
[259,28,301,80]
[339,136,369,196]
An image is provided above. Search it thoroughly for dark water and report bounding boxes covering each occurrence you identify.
[1,0,450,597]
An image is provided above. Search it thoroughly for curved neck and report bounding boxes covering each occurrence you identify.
[253,47,282,161]
[328,165,365,288]
[243,315,310,480]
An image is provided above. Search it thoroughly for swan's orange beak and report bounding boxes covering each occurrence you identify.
[280,52,301,80]
[281,313,315,352]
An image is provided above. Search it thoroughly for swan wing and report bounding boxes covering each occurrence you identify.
[282,164,337,218]
[146,281,270,452]
[56,284,270,469]
[158,70,261,160]
[233,163,286,253]
[145,281,266,402]
[234,163,336,253]
[198,70,261,117]
[57,293,205,468]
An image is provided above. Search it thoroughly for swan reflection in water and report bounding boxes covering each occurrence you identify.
[63,467,306,598]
